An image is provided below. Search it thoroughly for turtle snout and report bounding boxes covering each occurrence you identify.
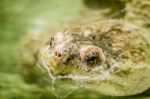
[53,44,72,65]
[54,51,62,60]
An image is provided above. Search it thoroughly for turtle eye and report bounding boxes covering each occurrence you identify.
[85,51,101,66]
[80,45,105,67]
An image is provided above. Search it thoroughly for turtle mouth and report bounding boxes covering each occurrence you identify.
[56,73,109,82]
[48,65,113,84]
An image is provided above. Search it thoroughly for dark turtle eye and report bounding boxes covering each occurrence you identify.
[85,52,101,66]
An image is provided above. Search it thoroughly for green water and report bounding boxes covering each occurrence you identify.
[0,0,149,99]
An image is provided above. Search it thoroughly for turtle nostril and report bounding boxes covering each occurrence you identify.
[55,51,62,58]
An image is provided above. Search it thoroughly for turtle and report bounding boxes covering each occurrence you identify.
[20,18,150,96]
[20,0,150,97]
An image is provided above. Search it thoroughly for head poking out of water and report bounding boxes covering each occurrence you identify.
[18,17,150,96]
[40,21,148,81]
[40,31,108,78]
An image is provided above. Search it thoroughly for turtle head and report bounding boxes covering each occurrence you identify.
[40,31,107,80]
[39,20,150,96]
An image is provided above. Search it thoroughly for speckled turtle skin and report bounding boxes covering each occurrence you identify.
[123,0,150,27]
[20,0,150,97]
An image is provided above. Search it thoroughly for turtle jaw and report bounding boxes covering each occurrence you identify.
[43,58,109,81]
